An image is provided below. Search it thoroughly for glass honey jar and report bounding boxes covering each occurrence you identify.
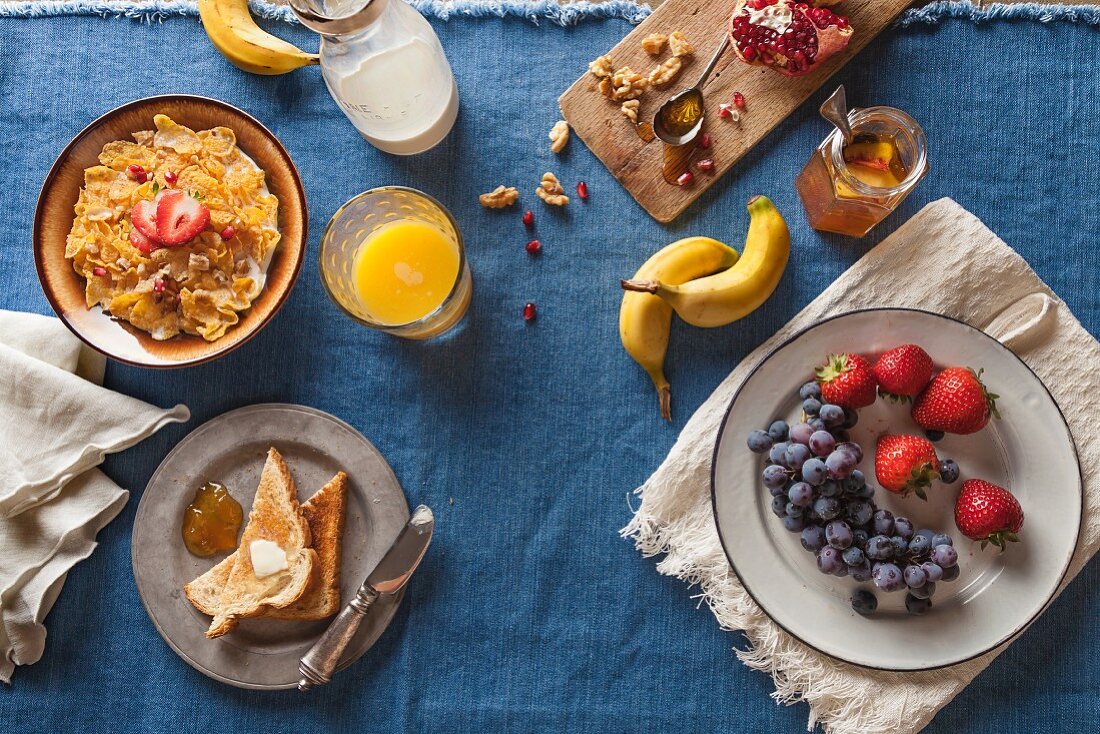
[795,106,928,237]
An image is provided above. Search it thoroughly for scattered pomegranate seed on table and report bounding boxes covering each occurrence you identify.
[733,92,746,110]
[126,164,145,181]
[220,225,236,241]
[522,209,534,228]
[523,302,537,322]
[696,159,715,173]
[164,170,177,185]
[92,266,107,277]
[717,103,733,119]
[525,239,541,255]
[676,171,694,186]
[699,132,712,149]
[576,181,589,200]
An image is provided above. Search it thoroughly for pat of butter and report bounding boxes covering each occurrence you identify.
[249,539,288,579]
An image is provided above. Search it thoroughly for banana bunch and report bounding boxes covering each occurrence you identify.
[198,0,319,75]
[620,196,791,420]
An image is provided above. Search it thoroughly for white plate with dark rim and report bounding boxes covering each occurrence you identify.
[711,309,1082,671]
[133,403,410,689]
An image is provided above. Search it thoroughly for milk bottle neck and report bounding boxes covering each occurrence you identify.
[290,0,392,38]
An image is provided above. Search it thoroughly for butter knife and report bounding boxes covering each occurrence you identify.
[297,504,434,691]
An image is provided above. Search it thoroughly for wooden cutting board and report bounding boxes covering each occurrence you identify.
[558,0,915,223]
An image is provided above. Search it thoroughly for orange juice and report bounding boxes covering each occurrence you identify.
[352,220,460,325]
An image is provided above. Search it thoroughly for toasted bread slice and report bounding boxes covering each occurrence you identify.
[184,472,347,621]
[203,448,317,638]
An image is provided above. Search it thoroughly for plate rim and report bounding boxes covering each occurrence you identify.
[131,402,408,690]
[709,307,1083,672]
[33,93,309,369]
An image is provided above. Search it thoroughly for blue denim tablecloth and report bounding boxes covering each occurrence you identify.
[0,7,1098,733]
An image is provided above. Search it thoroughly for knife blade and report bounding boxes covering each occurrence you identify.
[298,505,434,691]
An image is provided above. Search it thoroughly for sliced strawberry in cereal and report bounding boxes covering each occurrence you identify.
[155,190,209,246]
[130,199,162,244]
[129,225,157,254]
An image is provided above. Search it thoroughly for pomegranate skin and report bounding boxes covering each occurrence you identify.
[728,0,854,78]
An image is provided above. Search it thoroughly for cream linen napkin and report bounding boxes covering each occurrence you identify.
[622,198,1100,734]
[0,310,189,682]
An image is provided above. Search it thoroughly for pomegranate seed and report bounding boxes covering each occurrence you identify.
[743,46,757,61]
[164,170,177,186]
[676,171,694,186]
[92,266,107,277]
[153,278,166,293]
[525,239,541,255]
[127,164,145,181]
[576,181,589,201]
[523,302,537,322]
[522,209,534,228]
[220,225,236,241]
[699,133,712,149]
[717,104,733,119]
[696,159,715,173]
[733,92,746,110]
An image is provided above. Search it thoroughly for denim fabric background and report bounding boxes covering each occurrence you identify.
[0,11,1098,733]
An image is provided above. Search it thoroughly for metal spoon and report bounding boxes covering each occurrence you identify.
[652,34,731,146]
[819,85,854,145]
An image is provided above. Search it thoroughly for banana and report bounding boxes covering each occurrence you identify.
[621,196,790,329]
[199,0,319,76]
[620,237,739,420]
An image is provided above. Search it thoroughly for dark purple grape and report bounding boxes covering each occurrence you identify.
[855,482,875,500]
[799,381,822,400]
[846,500,873,527]
[808,430,836,457]
[893,517,914,541]
[819,404,844,427]
[907,534,932,556]
[842,408,859,429]
[801,458,827,486]
[785,443,812,472]
[813,497,841,521]
[838,442,863,464]
[852,529,869,549]
[871,509,895,536]
[802,398,822,416]
[825,449,856,478]
[818,479,840,498]
[768,442,789,465]
[866,535,894,560]
[832,429,851,443]
[872,562,904,592]
[747,430,773,453]
[903,565,927,588]
[800,525,827,552]
[842,547,865,566]
[768,420,789,442]
[770,495,788,517]
[763,464,789,489]
[833,563,849,578]
[826,520,853,549]
[788,481,814,507]
[789,422,814,446]
[915,528,935,542]
[924,429,945,442]
[920,561,944,582]
[939,459,960,483]
[817,547,843,574]
[941,564,961,582]
[782,516,805,532]
[905,593,932,615]
[785,502,804,518]
[768,485,787,497]
[890,536,908,556]
[850,560,874,582]
[931,544,958,568]
[931,533,953,548]
[851,589,877,615]
[808,417,826,431]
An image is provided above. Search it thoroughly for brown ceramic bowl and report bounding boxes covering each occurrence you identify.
[34,95,307,368]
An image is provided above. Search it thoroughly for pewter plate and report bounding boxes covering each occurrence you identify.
[712,309,1082,671]
[132,403,409,690]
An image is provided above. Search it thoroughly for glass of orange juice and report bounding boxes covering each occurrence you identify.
[320,187,472,339]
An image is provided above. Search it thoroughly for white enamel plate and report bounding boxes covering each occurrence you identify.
[711,309,1081,670]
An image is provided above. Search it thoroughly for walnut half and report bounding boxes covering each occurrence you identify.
[641,33,667,56]
[600,66,648,102]
[536,172,569,207]
[549,120,570,154]
[669,31,695,58]
[588,55,613,79]
[479,185,519,208]
[648,57,683,89]
[621,100,640,123]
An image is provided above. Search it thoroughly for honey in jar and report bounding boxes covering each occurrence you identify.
[795,106,928,237]
[182,481,243,557]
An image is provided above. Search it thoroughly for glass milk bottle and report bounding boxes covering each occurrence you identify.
[290,0,459,155]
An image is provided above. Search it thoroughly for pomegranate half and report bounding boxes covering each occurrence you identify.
[728,0,854,78]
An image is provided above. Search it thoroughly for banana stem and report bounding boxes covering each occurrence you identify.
[621,279,659,294]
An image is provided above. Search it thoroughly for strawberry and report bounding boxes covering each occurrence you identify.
[913,367,999,435]
[130,199,161,244]
[129,225,157,254]
[815,353,877,408]
[954,479,1023,551]
[155,190,210,246]
[875,434,940,500]
[873,344,933,401]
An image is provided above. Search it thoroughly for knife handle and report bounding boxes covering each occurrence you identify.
[297,585,380,691]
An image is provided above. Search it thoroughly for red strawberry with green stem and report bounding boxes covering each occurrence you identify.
[913,367,999,435]
[955,479,1023,551]
[873,344,933,401]
[816,353,877,409]
[875,434,940,500]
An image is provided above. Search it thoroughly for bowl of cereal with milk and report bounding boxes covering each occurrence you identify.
[35,95,307,368]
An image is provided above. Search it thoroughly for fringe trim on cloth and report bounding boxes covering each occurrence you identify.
[1,0,1099,28]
